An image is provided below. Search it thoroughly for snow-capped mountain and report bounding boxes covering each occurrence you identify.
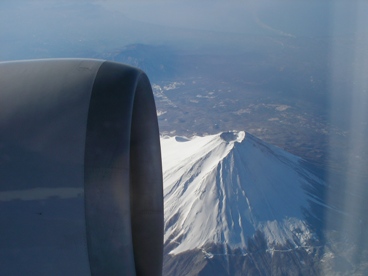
[161,131,328,275]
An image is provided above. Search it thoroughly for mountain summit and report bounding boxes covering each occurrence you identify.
[161,131,327,275]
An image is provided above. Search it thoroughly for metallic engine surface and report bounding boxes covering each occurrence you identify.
[0,59,163,275]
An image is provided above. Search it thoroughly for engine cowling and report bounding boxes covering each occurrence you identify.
[0,59,163,275]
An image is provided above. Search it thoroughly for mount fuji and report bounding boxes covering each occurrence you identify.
[160,131,335,275]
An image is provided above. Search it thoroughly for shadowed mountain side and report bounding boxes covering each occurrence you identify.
[164,237,322,276]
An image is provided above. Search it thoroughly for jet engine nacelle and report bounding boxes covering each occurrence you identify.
[0,59,163,275]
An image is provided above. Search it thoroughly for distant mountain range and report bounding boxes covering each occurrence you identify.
[111,44,179,81]
[160,131,367,275]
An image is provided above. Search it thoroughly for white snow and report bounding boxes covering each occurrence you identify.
[161,131,324,255]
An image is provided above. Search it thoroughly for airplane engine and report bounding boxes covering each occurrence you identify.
[0,59,163,275]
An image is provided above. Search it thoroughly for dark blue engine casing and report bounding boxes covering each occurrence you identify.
[0,59,163,275]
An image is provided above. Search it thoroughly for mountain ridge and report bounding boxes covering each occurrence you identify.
[161,131,324,257]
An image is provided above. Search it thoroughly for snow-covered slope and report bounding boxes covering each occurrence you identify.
[161,131,324,255]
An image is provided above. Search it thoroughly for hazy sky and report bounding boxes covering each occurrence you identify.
[1,0,366,61]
